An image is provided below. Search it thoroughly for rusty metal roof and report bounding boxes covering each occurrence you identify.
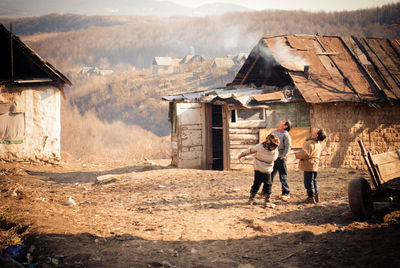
[230,35,400,103]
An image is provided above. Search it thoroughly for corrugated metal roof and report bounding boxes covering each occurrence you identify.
[230,35,400,103]
[162,85,295,107]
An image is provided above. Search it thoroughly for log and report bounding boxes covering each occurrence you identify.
[229,134,258,141]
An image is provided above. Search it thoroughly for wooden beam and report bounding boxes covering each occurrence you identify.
[240,54,260,85]
[10,23,14,83]
[59,85,67,100]
[261,68,273,85]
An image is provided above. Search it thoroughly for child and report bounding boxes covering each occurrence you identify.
[238,133,280,207]
[271,119,292,201]
[295,129,327,203]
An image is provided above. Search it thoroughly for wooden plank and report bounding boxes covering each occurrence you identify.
[230,140,256,145]
[229,128,257,134]
[370,150,400,165]
[223,105,230,171]
[229,134,258,141]
[375,162,400,183]
[240,54,260,85]
[259,127,310,149]
[230,121,267,128]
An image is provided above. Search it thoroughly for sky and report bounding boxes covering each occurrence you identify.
[169,0,399,11]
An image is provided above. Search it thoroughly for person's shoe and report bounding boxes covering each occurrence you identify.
[305,196,315,204]
[281,195,290,202]
[248,193,256,205]
[258,192,267,199]
[263,195,275,208]
[314,193,319,203]
[263,197,276,208]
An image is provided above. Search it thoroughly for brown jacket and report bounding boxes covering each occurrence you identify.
[295,138,322,172]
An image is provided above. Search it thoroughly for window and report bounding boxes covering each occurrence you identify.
[233,108,264,122]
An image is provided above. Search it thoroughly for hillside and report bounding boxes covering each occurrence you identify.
[0,0,252,18]
[2,4,399,70]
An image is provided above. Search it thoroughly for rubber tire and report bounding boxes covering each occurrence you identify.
[348,177,373,221]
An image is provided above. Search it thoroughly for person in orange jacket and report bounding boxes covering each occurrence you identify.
[295,129,327,203]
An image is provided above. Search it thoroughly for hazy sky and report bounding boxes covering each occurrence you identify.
[169,0,399,11]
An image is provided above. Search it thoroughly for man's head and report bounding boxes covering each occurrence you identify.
[278,119,292,132]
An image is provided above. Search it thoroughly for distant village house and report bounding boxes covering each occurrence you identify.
[211,57,235,71]
[151,57,174,75]
[179,54,205,73]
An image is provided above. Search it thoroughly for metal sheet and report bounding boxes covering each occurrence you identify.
[355,37,400,99]
[291,73,359,103]
[319,36,380,101]
[253,91,285,102]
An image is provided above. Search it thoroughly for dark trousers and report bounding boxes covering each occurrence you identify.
[271,158,290,195]
[250,170,272,196]
[304,171,318,197]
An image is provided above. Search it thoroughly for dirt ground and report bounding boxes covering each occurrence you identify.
[1,160,400,268]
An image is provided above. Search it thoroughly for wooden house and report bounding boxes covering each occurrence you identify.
[180,55,205,73]
[163,35,400,170]
[211,57,235,71]
[151,57,174,74]
[0,24,71,162]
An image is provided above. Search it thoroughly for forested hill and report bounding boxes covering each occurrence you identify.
[1,3,399,70]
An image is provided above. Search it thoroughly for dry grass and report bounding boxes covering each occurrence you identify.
[61,103,170,164]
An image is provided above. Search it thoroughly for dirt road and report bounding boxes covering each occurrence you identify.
[1,160,400,267]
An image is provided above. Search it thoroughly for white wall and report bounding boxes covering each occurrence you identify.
[0,86,61,162]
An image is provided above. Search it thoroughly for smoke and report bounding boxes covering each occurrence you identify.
[269,39,309,71]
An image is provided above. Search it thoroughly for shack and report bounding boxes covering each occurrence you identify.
[0,24,71,162]
[163,35,400,170]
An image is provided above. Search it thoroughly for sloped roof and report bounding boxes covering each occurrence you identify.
[153,57,173,66]
[180,54,194,63]
[0,24,71,86]
[230,35,400,103]
[212,57,235,68]
[187,55,205,63]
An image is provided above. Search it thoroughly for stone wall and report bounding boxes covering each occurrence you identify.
[310,102,400,169]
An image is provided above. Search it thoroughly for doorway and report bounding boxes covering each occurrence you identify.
[211,105,223,170]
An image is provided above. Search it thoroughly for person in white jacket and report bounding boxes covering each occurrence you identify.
[238,133,280,207]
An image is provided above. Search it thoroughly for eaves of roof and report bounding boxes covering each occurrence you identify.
[0,24,71,87]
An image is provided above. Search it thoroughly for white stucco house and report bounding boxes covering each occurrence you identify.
[0,24,72,162]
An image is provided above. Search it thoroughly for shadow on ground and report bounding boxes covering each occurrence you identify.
[25,165,170,184]
[9,222,400,268]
